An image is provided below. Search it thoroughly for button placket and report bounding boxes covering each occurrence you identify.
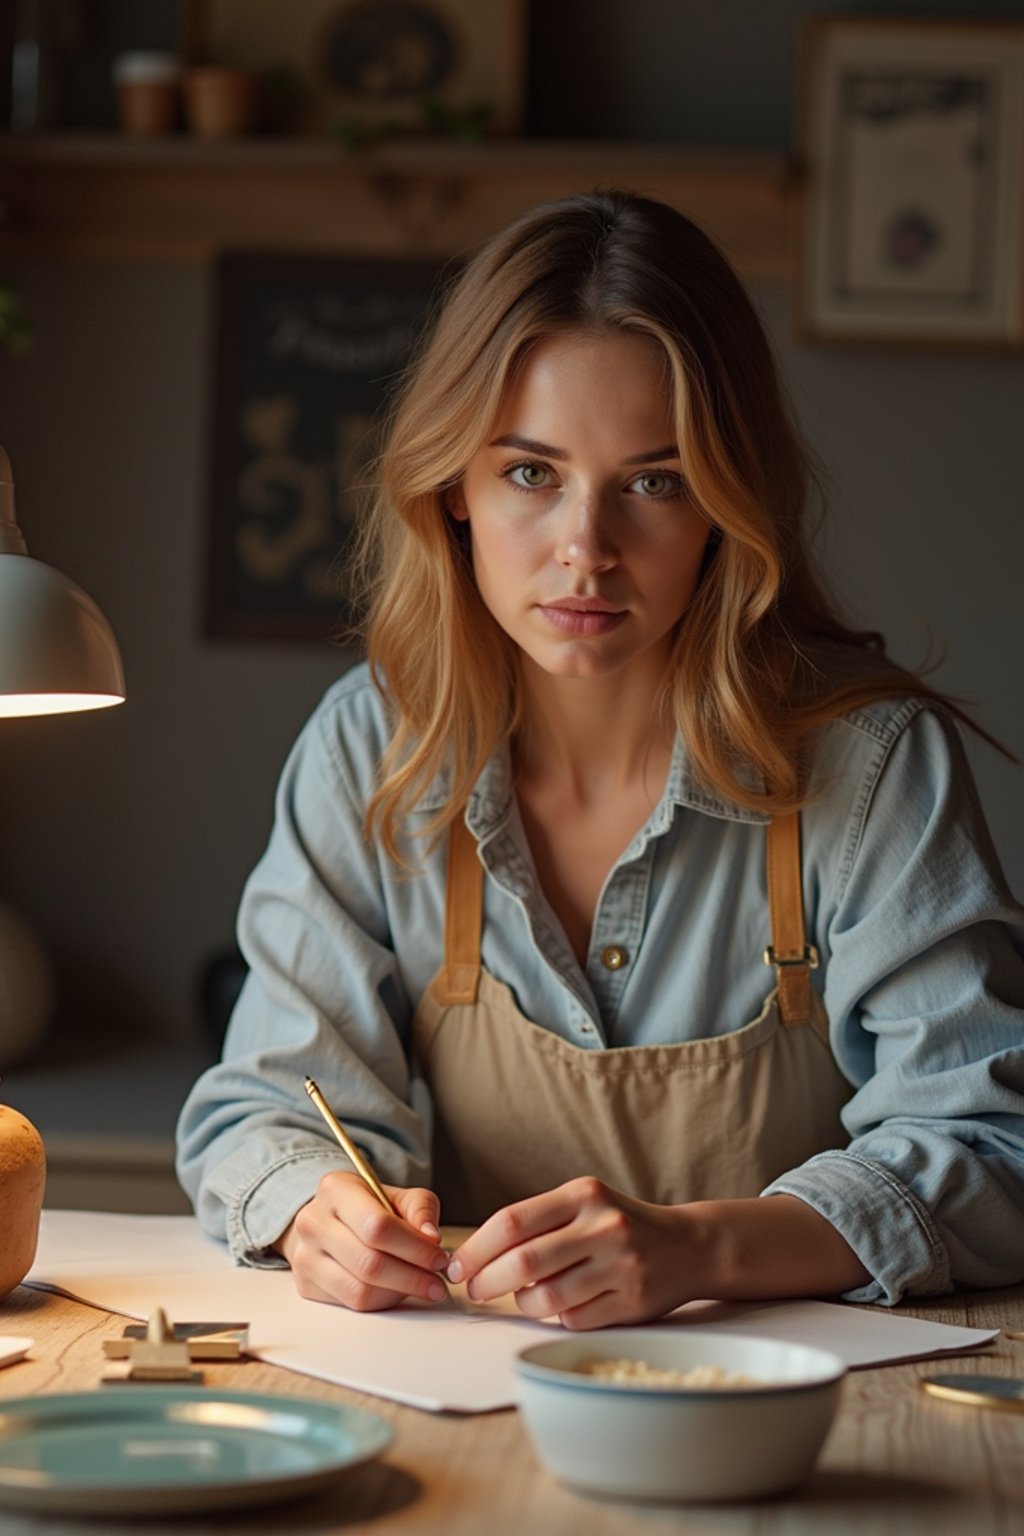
[587,855,651,1027]
[567,999,598,1041]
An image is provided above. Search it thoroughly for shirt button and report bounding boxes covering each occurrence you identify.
[600,945,629,971]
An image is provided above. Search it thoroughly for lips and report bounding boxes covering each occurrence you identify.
[539,598,627,636]
[544,597,623,614]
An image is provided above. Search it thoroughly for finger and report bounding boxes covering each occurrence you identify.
[290,1240,408,1312]
[284,1208,403,1310]
[507,1256,596,1320]
[556,1288,624,1331]
[289,1266,397,1311]
[330,1214,451,1301]
[391,1184,443,1241]
[294,1177,448,1303]
[461,1185,621,1301]
[466,1225,597,1303]
[448,1186,584,1286]
[300,1217,449,1308]
[332,1182,449,1274]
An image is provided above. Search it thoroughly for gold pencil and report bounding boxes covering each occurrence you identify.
[304,1075,399,1216]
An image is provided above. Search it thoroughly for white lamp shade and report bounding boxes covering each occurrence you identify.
[0,445,125,717]
[0,552,125,716]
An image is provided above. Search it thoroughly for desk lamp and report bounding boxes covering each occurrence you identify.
[0,445,125,717]
[0,443,126,1296]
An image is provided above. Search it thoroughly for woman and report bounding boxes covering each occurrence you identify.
[177,190,1024,1328]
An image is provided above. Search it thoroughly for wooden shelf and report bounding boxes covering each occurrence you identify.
[0,132,798,276]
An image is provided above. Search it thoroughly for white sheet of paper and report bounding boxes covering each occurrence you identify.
[27,1210,997,1413]
[0,1337,32,1370]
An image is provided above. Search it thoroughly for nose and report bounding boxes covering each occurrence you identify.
[554,494,619,573]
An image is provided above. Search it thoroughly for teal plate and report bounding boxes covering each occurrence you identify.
[0,1388,394,1516]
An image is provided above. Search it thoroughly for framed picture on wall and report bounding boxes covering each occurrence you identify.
[186,0,526,134]
[204,251,445,642]
[796,18,1024,346]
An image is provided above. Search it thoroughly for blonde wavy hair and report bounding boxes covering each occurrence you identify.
[356,189,994,863]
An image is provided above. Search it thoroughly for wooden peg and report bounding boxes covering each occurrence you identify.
[103,1318,248,1362]
[102,1308,203,1385]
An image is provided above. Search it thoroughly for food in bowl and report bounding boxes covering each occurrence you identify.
[577,1356,761,1388]
[515,1328,845,1502]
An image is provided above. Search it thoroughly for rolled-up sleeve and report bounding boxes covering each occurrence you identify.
[175,695,432,1265]
[764,705,1024,1303]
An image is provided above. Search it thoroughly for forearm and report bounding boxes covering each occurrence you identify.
[683,1193,871,1299]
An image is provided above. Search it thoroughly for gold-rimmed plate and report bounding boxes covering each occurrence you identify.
[920,1375,1024,1413]
[0,1387,393,1515]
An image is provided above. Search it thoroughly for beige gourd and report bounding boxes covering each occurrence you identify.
[0,1105,45,1298]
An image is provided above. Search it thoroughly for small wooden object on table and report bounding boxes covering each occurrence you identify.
[101,1308,247,1384]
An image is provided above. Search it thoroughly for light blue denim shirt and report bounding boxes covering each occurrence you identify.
[176,659,1024,1305]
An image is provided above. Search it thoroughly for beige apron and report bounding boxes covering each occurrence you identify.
[411,813,851,1226]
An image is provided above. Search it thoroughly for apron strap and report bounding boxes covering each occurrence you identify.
[438,811,484,1004]
[437,807,818,1026]
[765,812,819,1027]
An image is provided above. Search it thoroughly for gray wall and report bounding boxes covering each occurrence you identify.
[0,0,1021,1066]
[527,0,1024,145]
[0,263,351,1051]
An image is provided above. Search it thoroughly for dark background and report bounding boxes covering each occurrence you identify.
[0,0,1020,1097]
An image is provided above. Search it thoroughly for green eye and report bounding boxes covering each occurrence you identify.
[504,461,553,490]
[519,463,549,486]
[629,471,683,498]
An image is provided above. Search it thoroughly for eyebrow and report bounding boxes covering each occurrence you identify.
[489,433,680,466]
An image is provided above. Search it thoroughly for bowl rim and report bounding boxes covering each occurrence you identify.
[515,1328,846,1400]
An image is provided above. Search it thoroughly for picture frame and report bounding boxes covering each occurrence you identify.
[187,0,526,135]
[204,251,445,642]
[796,17,1024,347]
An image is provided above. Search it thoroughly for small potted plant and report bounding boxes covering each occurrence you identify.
[183,56,262,138]
[0,285,30,355]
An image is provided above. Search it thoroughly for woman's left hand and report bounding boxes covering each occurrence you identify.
[445,1181,872,1327]
[445,1177,701,1329]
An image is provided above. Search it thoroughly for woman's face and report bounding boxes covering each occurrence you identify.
[450,329,711,686]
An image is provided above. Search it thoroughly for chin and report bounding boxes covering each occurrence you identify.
[530,645,630,680]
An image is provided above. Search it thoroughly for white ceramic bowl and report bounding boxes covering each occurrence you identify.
[516,1328,845,1503]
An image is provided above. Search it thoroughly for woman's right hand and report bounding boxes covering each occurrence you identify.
[275,1171,450,1311]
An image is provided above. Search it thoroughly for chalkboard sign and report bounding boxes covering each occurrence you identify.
[204,251,446,641]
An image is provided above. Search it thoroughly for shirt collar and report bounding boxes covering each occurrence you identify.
[452,733,768,843]
[661,733,769,826]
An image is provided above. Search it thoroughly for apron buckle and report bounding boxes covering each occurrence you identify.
[763,944,820,970]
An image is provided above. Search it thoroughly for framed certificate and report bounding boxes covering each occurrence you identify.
[797,18,1024,346]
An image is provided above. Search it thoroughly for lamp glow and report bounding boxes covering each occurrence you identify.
[0,446,125,718]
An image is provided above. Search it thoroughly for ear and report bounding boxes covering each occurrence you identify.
[444,482,469,522]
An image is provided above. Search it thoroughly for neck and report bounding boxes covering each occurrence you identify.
[514,658,674,805]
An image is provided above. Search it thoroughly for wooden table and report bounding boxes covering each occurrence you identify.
[2,1281,1024,1534]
